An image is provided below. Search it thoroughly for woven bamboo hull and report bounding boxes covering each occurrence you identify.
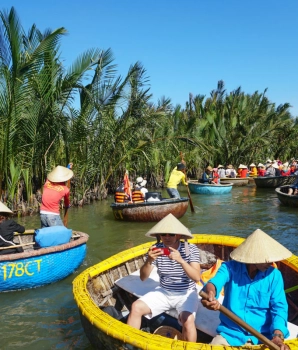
[188,181,233,194]
[219,178,249,186]
[110,198,189,222]
[276,186,298,207]
[254,175,297,188]
[73,234,298,350]
[0,231,89,292]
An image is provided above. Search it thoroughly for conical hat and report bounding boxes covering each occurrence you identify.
[0,201,13,214]
[47,166,73,182]
[230,229,292,263]
[145,213,193,238]
[238,164,247,169]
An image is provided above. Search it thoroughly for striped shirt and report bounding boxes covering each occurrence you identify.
[150,241,200,292]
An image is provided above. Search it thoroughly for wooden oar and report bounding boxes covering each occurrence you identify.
[179,151,195,213]
[63,162,73,227]
[0,242,35,250]
[199,290,280,350]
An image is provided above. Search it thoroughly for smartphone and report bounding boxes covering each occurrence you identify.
[152,247,170,255]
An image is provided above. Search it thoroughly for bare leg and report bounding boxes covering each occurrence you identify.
[179,311,197,342]
[288,188,293,195]
[127,300,151,329]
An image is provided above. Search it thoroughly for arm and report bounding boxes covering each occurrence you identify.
[181,172,188,186]
[139,247,161,281]
[168,246,200,281]
[201,282,221,311]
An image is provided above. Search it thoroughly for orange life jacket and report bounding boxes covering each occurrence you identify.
[115,192,126,203]
[132,191,144,203]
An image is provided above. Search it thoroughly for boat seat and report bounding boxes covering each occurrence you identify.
[115,266,298,340]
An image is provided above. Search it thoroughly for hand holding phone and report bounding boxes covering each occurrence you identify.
[152,247,170,256]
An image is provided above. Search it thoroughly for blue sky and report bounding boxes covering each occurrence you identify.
[2,1,298,115]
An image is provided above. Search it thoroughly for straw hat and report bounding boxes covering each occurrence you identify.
[153,326,182,340]
[136,177,147,187]
[145,213,193,238]
[230,229,292,264]
[250,163,256,167]
[238,164,247,169]
[0,201,13,214]
[47,166,74,183]
[206,166,213,172]
[218,164,224,168]
[257,163,264,167]
[227,164,233,169]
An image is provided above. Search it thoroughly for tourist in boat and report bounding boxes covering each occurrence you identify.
[217,164,226,178]
[272,162,281,176]
[281,162,291,176]
[199,166,214,184]
[201,229,291,349]
[212,168,219,184]
[166,163,188,198]
[132,177,148,203]
[127,214,201,342]
[225,164,236,178]
[40,165,74,227]
[265,161,275,177]
[0,201,25,255]
[237,164,248,178]
[248,163,257,177]
[287,178,298,195]
[257,163,266,176]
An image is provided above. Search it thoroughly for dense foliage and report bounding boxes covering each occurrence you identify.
[0,7,297,214]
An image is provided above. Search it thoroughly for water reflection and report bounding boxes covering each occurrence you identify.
[0,185,297,349]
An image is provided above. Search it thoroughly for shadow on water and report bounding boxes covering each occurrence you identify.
[0,185,297,349]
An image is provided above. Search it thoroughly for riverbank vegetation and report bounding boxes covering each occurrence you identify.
[1,7,297,215]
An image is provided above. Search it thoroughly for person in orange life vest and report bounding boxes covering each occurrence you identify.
[132,177,148,203]
[281,162,291,176]
[257,163,266,176]
[212,168,219,184]
[114,182,130,203]
[40,165,74,228]
[237,164,248,178]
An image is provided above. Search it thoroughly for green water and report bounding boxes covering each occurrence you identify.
[0,185,297,349]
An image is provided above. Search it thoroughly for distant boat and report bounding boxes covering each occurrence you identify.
[275,185,298,207]
[0,230,89,292]
[188,181,233,194]
[110,196,189,222]
[254,175,297,188]
[219,178,249,186]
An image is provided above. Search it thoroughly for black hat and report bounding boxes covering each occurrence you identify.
[177,163,186,171]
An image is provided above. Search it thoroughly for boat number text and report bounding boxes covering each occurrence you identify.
[1,259,42,281]
[113,210,124,220]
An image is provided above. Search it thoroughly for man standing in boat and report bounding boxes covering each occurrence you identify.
[201,229,291,349]
[166,163,188,198]
[127,214,201,342]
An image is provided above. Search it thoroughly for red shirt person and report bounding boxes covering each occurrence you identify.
[40,165,73,228]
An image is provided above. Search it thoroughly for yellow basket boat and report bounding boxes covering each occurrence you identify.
[73,234,298,349]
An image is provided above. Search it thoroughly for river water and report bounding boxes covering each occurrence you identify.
[1,184,298,349]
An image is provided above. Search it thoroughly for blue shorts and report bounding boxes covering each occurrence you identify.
[166,188,180,198]
[40,214,64,228]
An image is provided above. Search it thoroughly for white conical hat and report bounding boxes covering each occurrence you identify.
[47,166,73,182]
[0,201,13,214]
[145,213,193,238]
[230,229,292,263]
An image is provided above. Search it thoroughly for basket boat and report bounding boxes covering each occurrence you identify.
[188,180,233,194]
[219,178,249,186]
[254,175,297,188]
[275,185,298,207]
[73,234,298,349]
[0,230,89,292]
[110,197,189,222]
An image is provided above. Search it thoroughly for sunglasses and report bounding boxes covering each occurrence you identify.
[160,234,176,237]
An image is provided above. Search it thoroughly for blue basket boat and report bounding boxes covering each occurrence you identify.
[188,180,233,194]
[0,230,89,292]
